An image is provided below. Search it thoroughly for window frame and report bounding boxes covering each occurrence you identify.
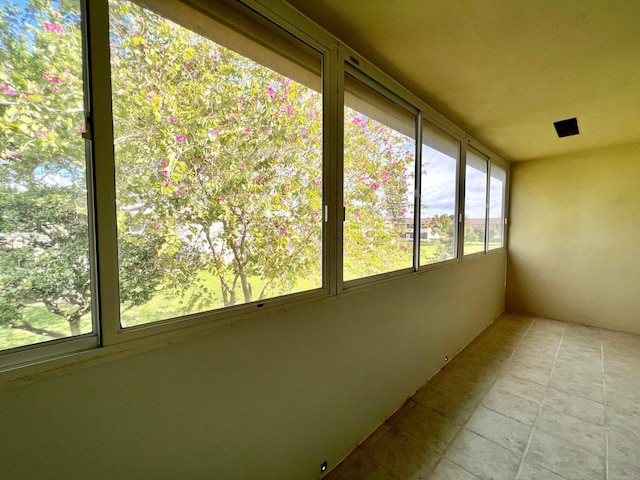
[417,117,463,270]
[340,63,420,289]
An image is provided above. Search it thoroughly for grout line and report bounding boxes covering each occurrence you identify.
[513,320,566,480]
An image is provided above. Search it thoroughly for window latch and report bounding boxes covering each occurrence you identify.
[81,114,92,140]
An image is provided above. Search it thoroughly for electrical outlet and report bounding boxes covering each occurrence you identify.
[444,355,449,362]
[320,460,328,473]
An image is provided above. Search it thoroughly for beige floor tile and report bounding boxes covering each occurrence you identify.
[515,339,560,359]
[552,358,603,381]
[543,387,605,426]
[517,460,565,480]
[605,388,640,418]
[324,448,395,480]
[560,337,602,353]
[493,372,546,402]
[535,406,605,457]
[465,407,532,454]
[547,370,604,404]
[393,402,461,454]
[531,318,567,332]
[556,346,603,370]
[505,353,554,385]
[445,429,520,480]
[472,335,519,359]
[608,429,640,470]
[608,461,640,480]
[605,373,640,397]
[482,388,540,426]
[429,366,492,401]
[413,385,479,426]
[525,430,605,480]
[606,407,640,442]
[428,458,480,480]
[365,427,440,480]
[603,352,640,379]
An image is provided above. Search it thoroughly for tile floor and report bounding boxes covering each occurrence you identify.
[324,314,640,480]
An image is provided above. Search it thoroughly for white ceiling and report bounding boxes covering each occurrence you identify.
[284,0,640,162]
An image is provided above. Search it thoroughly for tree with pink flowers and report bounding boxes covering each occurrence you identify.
[0,0,415,341]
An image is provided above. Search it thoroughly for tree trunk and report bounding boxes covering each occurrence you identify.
[239,270,252,303]
[67,316,82,336]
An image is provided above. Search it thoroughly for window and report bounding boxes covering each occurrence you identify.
[420,121,459,265]
[343,73,416,282]
[488,164,506,249]
[109,0,324,327]
[0,0,509,371]
[464,149,488,255]
[0,0,94,351]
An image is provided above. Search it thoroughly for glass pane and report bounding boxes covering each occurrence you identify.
[110,0,323,327]
[0,1,91,350]
[464,150,487,255]
[420,122,459,265]
[343,74,416,282]
[489,164,506,249]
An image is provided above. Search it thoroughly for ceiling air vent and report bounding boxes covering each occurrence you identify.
[554,117,579,137]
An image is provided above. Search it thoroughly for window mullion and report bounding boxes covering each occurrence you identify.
[84,0,122,346]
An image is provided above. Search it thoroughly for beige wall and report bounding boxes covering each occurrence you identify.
[0,252,505,480]
[506,142,640,333]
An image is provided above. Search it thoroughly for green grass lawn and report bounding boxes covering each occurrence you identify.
[1,240,503,351]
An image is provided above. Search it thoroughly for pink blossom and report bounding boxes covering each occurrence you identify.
[230,116,237,122]
[267,87,275,99]
[175,135,186,142]
[235,97,243,104]
[282,106,294,116]
[159,161,169,167]
[278,227,288,236]
[400,245,406,251]
[301,128,308,135]
[161,170,169,176]
[312,180,323,187]
[289,134,295,141]
[169,116,177,123]
[155,222,163,230]
[36,131,46,137]
[263,127,271,134]
[219,195,226,201]
[245,127,252,134]
[239,162,245,169]
[43,22,64,34]
[10,152,20,158]
[252,177,261,185]
[51,86,59,93]
[285,183,291,189]
[161,181,170,187]
[208,128,220,135]
[1,85,17,95]
[354,211,362,219]
[370,182,380,189]
[352,116,366,127]
[312,211,319,217]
